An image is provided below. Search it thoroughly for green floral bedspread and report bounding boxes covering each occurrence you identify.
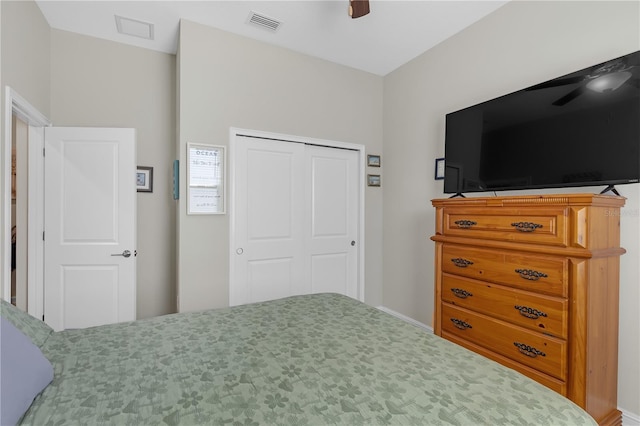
[21,293,595,425]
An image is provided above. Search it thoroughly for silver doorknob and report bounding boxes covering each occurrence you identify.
[111,250,132,258]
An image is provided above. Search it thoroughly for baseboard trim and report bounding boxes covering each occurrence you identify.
[622,409,640,426]
[377,305,638,424]
[376,306,433,334]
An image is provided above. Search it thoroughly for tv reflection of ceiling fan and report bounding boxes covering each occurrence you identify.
[349,0,370,19]
[527,57,640,106]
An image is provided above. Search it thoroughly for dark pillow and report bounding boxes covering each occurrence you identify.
[0,300,52,348]
[0,317,54,425]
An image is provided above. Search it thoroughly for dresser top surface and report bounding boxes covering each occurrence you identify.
[432,193,626,208]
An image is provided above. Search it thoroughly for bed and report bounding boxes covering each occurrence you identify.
[1,293,595,425]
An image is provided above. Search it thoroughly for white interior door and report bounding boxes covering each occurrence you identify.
[231,134,359,306]
[44,127,136,331]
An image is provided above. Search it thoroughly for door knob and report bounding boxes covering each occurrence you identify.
[351,241,356,246]
[111,250,132,258]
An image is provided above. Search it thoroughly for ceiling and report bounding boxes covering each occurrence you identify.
[35,0,509,76]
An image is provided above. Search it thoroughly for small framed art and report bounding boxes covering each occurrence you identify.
[367,174,381,187]
[435,158,445,180]
[367,154,381,167]
[136,166,153,192]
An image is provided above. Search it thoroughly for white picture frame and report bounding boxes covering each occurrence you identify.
[187,143,226,214]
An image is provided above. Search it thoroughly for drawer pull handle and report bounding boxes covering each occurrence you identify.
[451,288,473,299]
[454,220,477,229]
[450,318,473,330]
[514,305,548,320]
[511,222,543,232]
[514,342,546,358]
[515,269,548,281]
[451,258,474,268]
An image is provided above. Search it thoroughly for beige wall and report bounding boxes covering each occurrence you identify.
[383,0,639,416]
[49,29,177,319]
[0,1,51,295]
[0,0,50,117]
[177,20,383,312]
[1,3,176,320]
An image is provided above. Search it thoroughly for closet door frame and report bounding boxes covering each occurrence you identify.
[228,127,365,306]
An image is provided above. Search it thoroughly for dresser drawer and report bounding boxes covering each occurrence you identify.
[443,332,567,395]
[442,245,567,297]
[442,274,568,338]
[442,207,567,247]
[442,304,567,380]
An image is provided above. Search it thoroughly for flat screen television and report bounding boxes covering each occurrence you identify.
[444,50,640,195]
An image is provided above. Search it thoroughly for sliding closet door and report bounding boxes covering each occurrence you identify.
[232,136,308,304]
[231,135,359,306]
[306,146,359,298]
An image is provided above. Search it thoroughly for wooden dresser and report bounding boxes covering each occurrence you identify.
[431,194,625,426]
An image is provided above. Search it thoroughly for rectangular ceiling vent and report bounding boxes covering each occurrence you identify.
[115,15,155,40]
[247,11,282,32]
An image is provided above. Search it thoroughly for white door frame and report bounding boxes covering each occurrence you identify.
[2,86,50,319]
[228,127,366,305]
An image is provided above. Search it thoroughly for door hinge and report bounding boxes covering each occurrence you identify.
[43,147,45,157]
[42,231,45,241]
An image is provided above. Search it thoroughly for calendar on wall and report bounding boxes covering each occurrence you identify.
[187,143,225,214]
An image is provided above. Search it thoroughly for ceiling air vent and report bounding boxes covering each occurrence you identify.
[115,15,154,40]
[247,11,282,32]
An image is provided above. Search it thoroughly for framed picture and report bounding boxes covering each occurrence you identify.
[187,143,226,214]
[435,158,445,180]
[136,166,153,192]
[367,174,381,187]
[367,154,381,167]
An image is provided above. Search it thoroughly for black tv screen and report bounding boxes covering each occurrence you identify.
[444,50,640,194]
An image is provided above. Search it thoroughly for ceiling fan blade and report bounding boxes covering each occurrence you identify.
[525,76,585,91]
[350,0,370,19]
[552,86,586,106]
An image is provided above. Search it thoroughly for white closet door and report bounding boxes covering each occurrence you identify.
[306,146,359,298]
[231,135,359,306]
[232,136,307,305]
